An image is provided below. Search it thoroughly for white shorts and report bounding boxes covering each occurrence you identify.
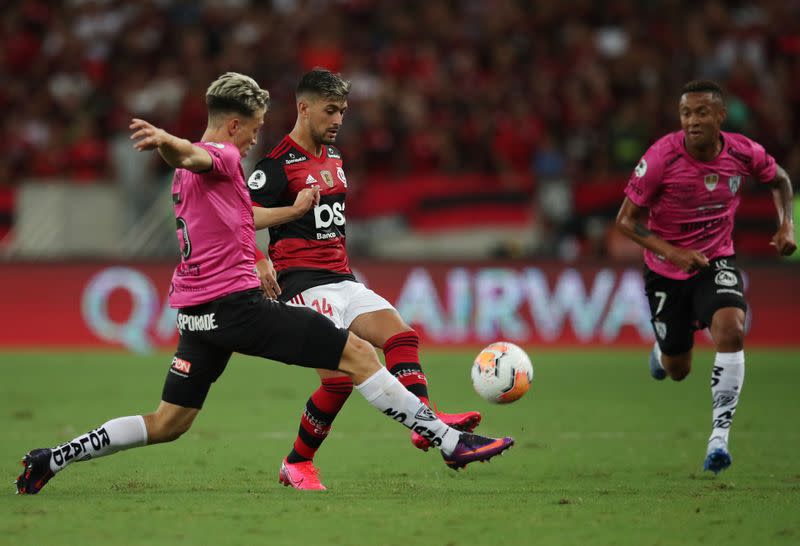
[285,280,394,329]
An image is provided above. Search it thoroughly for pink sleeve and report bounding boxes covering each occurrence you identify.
[197,142,239,179]
[624,144,665,208]
[746,138,777,183]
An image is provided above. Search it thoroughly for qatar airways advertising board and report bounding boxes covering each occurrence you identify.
[0,262,796,351]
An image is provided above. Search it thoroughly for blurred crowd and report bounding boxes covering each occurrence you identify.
[1,0,799,252]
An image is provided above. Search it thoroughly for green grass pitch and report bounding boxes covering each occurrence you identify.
[1,349,798,546]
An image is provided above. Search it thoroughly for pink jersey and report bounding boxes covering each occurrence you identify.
[168,141,260,308]
[624,130,776,280]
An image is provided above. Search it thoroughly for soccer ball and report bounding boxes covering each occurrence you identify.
[471,342,533,404]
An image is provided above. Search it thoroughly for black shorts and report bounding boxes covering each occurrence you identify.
[644,256,748,356]
[162,289,349,409]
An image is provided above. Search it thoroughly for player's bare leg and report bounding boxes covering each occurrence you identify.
[704,307,746,473]
[16,402,198,494]
[657,348,692,381]
[349,309,481,451]
[337,332,512,469]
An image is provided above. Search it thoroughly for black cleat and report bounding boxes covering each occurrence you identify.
[16,449,54,495]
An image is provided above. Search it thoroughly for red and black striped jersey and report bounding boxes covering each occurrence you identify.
[249,135,355,301]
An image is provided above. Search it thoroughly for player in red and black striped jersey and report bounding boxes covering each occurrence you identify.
[250,69,484,490]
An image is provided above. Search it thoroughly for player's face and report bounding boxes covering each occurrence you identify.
[679,92,726,150]
[308,98,347,145]
[234,108,266,157]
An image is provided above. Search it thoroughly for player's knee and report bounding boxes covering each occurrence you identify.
[663,354,691,381]
[339,333,381,379]
[713,322,745,351]
[668,367,690,381]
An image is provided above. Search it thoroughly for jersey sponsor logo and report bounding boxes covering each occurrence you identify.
[171,357,192,374]
[728,175,741,194]
[305,174,319,186]
[714,270,737,287]
[248,170,267,190]
[313,202,345,229]
[320,170,334,188]
[704,173,719,191]
[337,166,347,187]
[634,158,648,177]
[328,147,341,159]
[285,152,308,165]
[176,312,218,331]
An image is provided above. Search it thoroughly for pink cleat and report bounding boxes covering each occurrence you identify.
[411,410,482,451]
[278,458,327,490]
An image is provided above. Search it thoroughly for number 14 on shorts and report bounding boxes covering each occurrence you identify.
[311,298,334,317]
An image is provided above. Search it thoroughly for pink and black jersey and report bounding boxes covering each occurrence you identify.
[249,135,355,300]
[169,141,260,308]
[624,130,776,280]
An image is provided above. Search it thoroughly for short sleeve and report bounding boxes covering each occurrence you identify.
[248,157,290,207]
[624,144,666,208]
[196,142,239,179]
[746,138,777,183]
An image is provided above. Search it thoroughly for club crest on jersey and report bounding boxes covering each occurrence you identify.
[248,170,266,190]
[320,170,334,188]
[704,174,719,191]
[728,175,741,194]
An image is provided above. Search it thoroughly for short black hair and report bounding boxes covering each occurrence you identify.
[296,68,351,101]
[681,80,724,102]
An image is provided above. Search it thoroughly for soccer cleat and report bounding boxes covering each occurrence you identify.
[411,410,482,451]
[15,449,55,495]
[649,343,667,380]
[704,437,732,474]
[278,458,326,490]
[442,432,514,470]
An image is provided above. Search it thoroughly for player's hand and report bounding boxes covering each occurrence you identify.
[129,118,169,151]
[667,247,709,273]
[770,222,797,256]
[255,258,281,299]
[292,187,320,217]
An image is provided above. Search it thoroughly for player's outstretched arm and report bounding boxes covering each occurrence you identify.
[129,118,213,173]
[769,165,796,256]
[252,187,320,229]
[616,196,709,273]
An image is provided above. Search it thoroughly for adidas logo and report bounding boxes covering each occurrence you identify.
[306,174,318,185]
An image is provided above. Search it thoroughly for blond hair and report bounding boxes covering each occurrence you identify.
[206,72,270,118]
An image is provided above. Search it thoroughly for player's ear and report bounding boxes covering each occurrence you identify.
[227,116,241,136]
[297,99,309,119]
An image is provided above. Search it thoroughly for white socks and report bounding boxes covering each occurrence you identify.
[355,367,460,454]
[50,415,148,474]
[709,351,745,449]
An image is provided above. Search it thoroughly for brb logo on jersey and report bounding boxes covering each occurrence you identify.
[314,202,345,231]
